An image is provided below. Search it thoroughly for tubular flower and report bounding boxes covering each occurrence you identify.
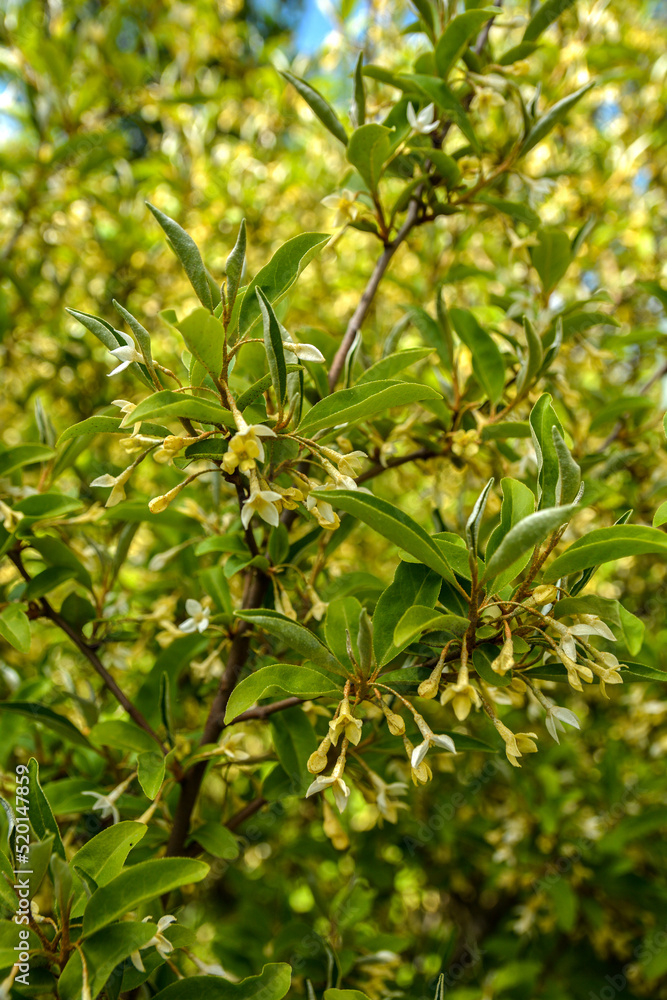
[154,435,195,464]
[130,915,177,972]
[379,700,405,735]
[440,672,482,722]
[321,447,367,478]
[222,419,276,474]
[107,331,144,376]
[491,636,514,677]
[545,705,581,744]
[283,339,325,363]
[306,491,340,530]
[407,102,439,134]
[321,189,360,228]
[241,483,282,529]
[306,740,351,813]
[81,774,135,825]
[411,717,456,769]
[494,719,538,768]
[271,483,304,510]
[90,467,133,508]
[367,771,408,823]
[329,696,363,747]
[307,735,332,774]
[587,651,624,698]
[179,599,210,634]
[403,736,432,785]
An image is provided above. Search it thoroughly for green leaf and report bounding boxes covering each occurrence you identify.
[82,857,209,937]
[137,750,166,800]
[466,477,494,556]
[177,308,225,379]
[408,0,436,40]
[89,720,158,753]
[0,701,92,748]
[256,288,288,405]
[523,0,576,41]
[472,644,513,687]
[120,390,235,429]
[543,525,667,582]
[435,9,497,78]
[189,821,239,860]
[325,991,372,1000]
[325,596,363,669]
[28,758,65,858]
[481,421,532,441]
[485,478,536,590]
[529,227,573,295]
[404,305,451,369]
[653,500,667,528]
[69,821,147,918]
[497,41,539,65]
[521,82,594,156]
[14,492,83,523]
[516,317,544,395]
[0,444,54,477]
[238,233,329,337]
[235,365,302,410]
[225,219,246,311]
[0,605,31,653]
[112,300,153,366]
[373,563,441,666]
[483,503,579,583]
[28,535,93,589]
[58,922,158,1000]
[147,202,217,311]
[352,52,366,126]
[450,308,504,404]
[151,963,292,1000]
[65,307,124,352]
[57,415,149,446]
[393,606,469,647]
[224,665,341,723]
[347,123,392,193]
[22,566,75,601]
[428,149,462,188]
[529,393,564,509]
[314,490,456,583]
[552,426,581,505]
[475,194,541,231]
[234,609,346,675]
[356,348,432,384]
[297,379,440,436]
[588,395,653,432]
[404,74,478,150]
[281,70,348,145]
[270,706,318,796]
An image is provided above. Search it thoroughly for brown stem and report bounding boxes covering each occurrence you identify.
[166,568,269,856]
[328,199,421,391]
[228,696,303,725]
[226,795,268,832]
[474,0,503,55]
[9,550,165,751]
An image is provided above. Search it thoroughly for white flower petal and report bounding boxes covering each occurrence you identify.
[91,474,117,488]
[411,740,429,768]
[185,599,202,616]
[179,618,197,633]
[431,733,457,754]
[306,775,333,798]
[552,706,581,729]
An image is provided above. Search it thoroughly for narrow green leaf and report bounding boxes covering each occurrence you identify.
[151,963,292,1000]
[0,701,92,748]
[521,82,594,156]
[58,922,158,1000]
[147,203,217,311]
[523,0,576,41]
[543,524,667,582]
[516,316,544,395]
[552,426,581,505]
[0,605,31,653]
[352,52,366,126]
[529,393,564,509]
[450,308,504,404]
[224,665,341,723]
[347,123,392,193]
[313,490,456,583]
[234,609,346,675]
[653,500,667,528]
[0,444,54,477]
[238,233,329,337]
[356,348,432,384]
[297,379,440,436]
[281,70,348,145]
[83,857,209,937]
[404,305,451,369]
[89,720,159,753]
[28,758,65,858]
[188,821,239,860]
[120,390,235,429]
[466,477,494,556]
[435,9,498,78]
[137,750,166,800]
[373,563,441,666]
[112,300,153,365]
[225,219,246,311]
[69,821,147,918]
[394,606,469,648]
[485,478,536,590]
[483,503,578,583]
[256,288,288,405]
[529,227,573,295]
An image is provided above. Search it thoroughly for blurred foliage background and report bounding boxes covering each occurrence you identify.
[2,1,667,997]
